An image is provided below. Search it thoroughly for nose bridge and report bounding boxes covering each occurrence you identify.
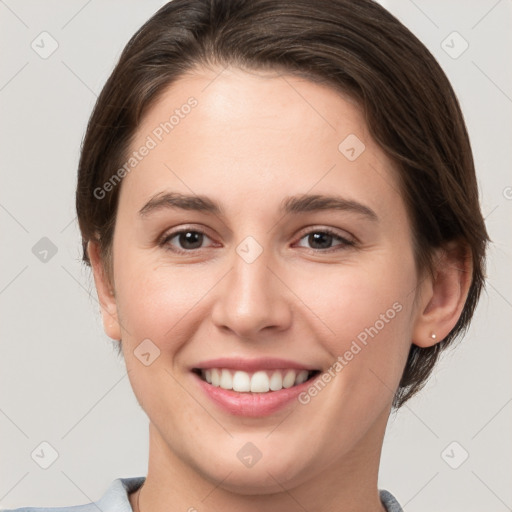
[211,238,291,337]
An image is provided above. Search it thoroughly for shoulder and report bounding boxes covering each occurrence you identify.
[379,489,404,512]
[0,505,95,512]
[0,476,146,512]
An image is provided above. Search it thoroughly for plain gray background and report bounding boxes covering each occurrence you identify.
[0,1,511,510]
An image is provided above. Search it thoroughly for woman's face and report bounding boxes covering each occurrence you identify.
[95,66,428,492]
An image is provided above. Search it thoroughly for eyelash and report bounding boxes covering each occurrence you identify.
[158,226,356,255]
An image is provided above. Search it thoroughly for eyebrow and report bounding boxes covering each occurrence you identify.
[138,191,378,221]
[138,192,223,217]
[281,194,378,220]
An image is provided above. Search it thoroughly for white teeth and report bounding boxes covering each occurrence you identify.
[282,370,296,388]
[232,371,251,392]
[269,371,283,391]
[211,368,221,387]
[295,370,309,385]
[220,369,232,389]
[250,371,270,392]
[199,368,314,393]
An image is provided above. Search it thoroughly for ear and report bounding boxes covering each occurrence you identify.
[87,240,122,341]
[412,241,472,348]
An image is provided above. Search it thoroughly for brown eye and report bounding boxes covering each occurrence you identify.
[175,231,204,250]
[307,232,334,250]
[296,229,354,251]
[161,229,214,253]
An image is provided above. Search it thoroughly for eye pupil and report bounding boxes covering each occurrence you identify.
[308,232,332,249]
[180,231,203,249]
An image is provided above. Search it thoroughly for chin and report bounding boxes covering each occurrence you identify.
[189,445,315,495]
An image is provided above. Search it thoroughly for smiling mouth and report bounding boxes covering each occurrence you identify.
[192,368,321,393]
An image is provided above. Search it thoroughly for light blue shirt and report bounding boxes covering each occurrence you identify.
[1,476,404,512]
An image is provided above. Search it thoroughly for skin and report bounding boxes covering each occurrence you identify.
[88,66,471,512]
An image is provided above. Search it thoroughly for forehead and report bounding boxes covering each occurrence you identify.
[138,66,369,149]
[119,66,403,220]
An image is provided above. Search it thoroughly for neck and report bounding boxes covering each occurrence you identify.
[132,411,389,512]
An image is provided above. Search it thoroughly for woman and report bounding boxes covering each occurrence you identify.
[4,0,488,511]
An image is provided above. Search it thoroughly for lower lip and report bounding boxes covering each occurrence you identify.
[192,372,316,417]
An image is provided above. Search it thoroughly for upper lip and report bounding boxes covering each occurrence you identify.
[192,357,318,372]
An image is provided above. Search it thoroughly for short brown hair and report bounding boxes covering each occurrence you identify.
[76,0,489,408]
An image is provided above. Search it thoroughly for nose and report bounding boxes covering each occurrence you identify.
[211,245,293,340]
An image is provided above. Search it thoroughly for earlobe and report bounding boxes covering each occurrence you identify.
[412,242,472,348]
[87,240,122,341]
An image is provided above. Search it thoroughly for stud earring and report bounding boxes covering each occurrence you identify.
[430,333,437,340]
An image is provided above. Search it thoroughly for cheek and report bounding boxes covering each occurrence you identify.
[114,260,215,419]
[297,256,416,340]
[291,255,417,393]
[113,251,218,353]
